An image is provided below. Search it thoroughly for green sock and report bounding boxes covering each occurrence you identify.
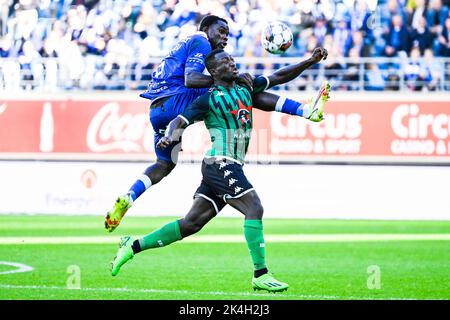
[138,220,182,251]
[244,219,266,271]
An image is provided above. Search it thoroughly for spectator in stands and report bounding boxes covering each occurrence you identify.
[426,0,449,36]
[350,30,371,57]
[313,15,328,46]
[332,17,352,56]
[297,32,319,58]
[0,0,13,37]
[423,48,443,90]
[298,0,316,29]
[0,34,11,57]
[436,17,450,56]
[130,51,154,90]
[404,46,432,91]
[0,0,449,92]
[350,0,371,35]
[379,0,407,32]
[407,0,427,30]
[342,47,362,90]
[40,36,58,58]
[323,47,345,85]
[411,16,435,55]
[18,40,41,90]
[365,63,385,91]
[383,14,411,57]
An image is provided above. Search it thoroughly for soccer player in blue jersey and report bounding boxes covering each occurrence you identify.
[104,15,329,232]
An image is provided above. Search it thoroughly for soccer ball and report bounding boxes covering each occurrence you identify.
[261,21,293,54]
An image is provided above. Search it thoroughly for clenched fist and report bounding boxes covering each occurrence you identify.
[156,136,172,149]
[310,47,328,63]
[236,73,254,90]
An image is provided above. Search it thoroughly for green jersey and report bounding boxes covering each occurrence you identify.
[180,76,269,164]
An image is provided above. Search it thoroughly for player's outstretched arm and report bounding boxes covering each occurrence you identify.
[185,71,254,89]
[157,94,211,150]
[266,47,328,88]
[185,71,215,88]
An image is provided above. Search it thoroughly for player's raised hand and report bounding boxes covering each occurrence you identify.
[236,73,254,90]
[156,136,172,149]
[310,47,328,63]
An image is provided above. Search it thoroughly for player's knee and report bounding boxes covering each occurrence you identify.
[254,203,264,219]
[157,159,176,175]
[247,202,264,220]
[144,160,176,184]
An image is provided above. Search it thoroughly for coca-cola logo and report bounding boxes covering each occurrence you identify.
[87,102,152,152]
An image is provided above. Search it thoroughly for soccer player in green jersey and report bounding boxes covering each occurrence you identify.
[104,16,329,233]
[110,49,330,293]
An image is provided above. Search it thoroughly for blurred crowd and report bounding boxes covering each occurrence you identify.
[0,0,450,91]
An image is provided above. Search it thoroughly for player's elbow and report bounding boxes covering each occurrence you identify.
[184,78,192,88]
[184,73,195,88]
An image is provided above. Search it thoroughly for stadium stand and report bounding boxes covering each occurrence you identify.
[0,0,449,91]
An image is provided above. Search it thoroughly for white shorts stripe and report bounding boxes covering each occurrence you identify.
[194,193,220,215]
[223,188,255,203]
[204,155,243,165]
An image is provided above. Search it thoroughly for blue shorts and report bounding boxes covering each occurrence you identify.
[149,88,207,163]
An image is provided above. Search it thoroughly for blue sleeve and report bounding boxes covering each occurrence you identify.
[184,35,211,75]
[180,93,211,125]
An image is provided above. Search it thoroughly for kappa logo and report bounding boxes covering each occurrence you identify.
[216,91,224,97]
[219,162,228,169]
[224,170,232,178]
[228,178,237,186]
[234,186,243,194]
[230,100,252,126]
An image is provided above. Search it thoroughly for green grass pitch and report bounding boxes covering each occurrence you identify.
[0,215,449,300]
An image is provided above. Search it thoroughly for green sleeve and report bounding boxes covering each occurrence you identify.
[180,92,211,125]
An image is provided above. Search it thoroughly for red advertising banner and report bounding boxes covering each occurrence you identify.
[0,97,449,163]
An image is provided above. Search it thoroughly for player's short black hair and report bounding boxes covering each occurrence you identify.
[199,15,228,32]
[205,49,225,72]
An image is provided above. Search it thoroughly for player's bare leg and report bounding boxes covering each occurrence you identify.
[104,159,176,232]
[111,197,216,276]
[178,197,218,237]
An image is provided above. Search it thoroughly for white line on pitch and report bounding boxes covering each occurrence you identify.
[0,262,33,275]
[0,283,424,300]
[0,234,450,245]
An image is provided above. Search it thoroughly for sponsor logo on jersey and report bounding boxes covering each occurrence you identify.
[230,100,252,126]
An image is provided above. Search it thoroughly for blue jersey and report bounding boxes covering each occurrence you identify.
[140,32,212,102]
